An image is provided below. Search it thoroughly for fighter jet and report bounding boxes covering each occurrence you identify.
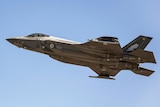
[6,33,156,80]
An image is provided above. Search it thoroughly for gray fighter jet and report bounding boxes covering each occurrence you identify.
[6,33,156,80]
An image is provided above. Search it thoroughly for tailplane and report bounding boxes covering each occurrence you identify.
[123,35,152,53]
[132,67,154,76]
[129,49,156,63]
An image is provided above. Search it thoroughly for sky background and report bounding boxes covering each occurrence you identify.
[1,0,160,107]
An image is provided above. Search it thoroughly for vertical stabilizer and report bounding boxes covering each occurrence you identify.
[123,35,152,53]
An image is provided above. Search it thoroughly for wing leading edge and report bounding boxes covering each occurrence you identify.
[74,40,123,56]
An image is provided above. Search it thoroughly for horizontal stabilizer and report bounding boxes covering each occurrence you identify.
[129,49,156,63]
[89,76,115,80]
[132,67,154,76]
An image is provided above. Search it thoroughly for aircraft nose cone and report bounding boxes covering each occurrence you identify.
[6,38,22,47]
[6,38,18,44]
[6,38,15,44]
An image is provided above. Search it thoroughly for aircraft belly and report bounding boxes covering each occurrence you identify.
[107,62,138,70]
[49,54,89,66]
[51,50,122,65]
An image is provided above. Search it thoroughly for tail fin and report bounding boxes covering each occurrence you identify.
[123,35,152,53]
[132,67,154,76]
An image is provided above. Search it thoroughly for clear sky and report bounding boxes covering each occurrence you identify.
[1,0,160,107]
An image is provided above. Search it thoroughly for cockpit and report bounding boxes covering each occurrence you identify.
[26,33,50,37]
[95,36,118,42]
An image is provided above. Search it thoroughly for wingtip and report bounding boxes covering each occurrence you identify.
[139,35,153,39]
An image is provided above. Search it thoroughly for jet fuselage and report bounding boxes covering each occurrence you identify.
[6,33,156,79]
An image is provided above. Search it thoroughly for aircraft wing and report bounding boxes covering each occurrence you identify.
[74,40,123,56]
[89,65,120,76]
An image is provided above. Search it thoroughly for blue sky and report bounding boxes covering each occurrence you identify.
[1,0,160,107]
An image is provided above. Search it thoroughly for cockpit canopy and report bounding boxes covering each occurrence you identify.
[96,36,118,42]
[26,33,49,37]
